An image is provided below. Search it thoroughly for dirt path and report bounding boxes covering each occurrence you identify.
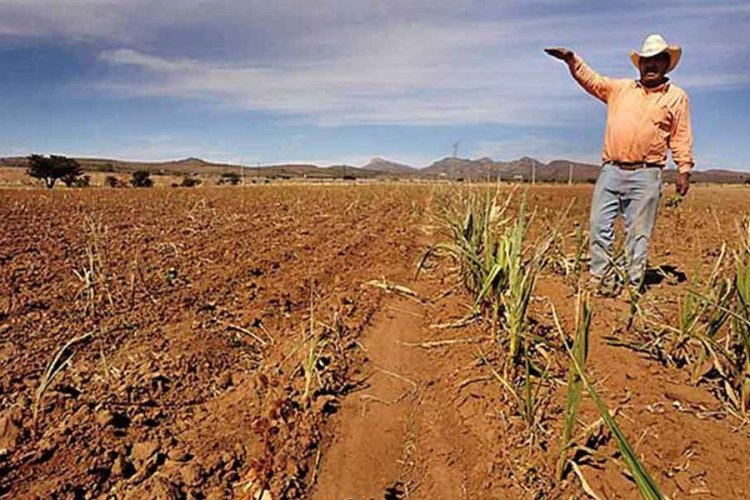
[314,279,507,499]
[313,296,424,498]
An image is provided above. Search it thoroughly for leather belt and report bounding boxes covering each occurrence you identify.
[605,161,663,171]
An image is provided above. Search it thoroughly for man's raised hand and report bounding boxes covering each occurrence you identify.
[544,47,574,62]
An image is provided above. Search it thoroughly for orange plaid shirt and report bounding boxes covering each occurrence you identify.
[568,55,694,174]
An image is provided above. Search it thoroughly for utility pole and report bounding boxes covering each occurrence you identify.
[568,162,574,185]
[532,161,536,185]
[452,141,459,158]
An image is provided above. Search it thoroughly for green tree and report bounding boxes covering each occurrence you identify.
[180,176,201,187]
[27,154,83,189]
[130,170,153,188]
[219,172,241,185]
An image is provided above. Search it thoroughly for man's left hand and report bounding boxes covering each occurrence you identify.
[676,172,690,197]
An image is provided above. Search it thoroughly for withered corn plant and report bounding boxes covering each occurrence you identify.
[33,330,95,428]
[418,188,513,334]
[556,292,591,481]
[477,197,534,359]
[676,251,733,379]
[73,215,114,316]
[419,188,559,361]
[552,297,664,499]
[606,246,731,368]
[422,188,513,318]
[608,221,750,417]
[551,222,588,291]
[730,221,750,413]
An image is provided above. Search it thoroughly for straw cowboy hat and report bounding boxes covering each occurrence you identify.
[630,34,682,73]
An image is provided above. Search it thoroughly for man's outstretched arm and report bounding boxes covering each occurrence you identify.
[544,47,617,103]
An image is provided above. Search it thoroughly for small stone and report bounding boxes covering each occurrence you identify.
[181,462,204,487]
[96,409,114,427]
[167,447,192,462]
[0,414,22,451]
[131,440,160,464]
[111,455,135,478]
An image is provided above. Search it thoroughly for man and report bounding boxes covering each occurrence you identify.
[545,34,693,289]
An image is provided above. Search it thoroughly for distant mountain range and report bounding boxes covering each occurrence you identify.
[419,156,602,182]
[2,155,749,184]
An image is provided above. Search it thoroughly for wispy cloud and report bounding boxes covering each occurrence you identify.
[94,20,588,126]
[80,1,749,126]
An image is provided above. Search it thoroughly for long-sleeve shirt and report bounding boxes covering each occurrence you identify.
[568,55,694,174]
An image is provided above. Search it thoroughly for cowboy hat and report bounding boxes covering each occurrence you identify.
[630,34,682,73]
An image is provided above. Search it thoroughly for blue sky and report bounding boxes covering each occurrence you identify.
[1,0,749,170]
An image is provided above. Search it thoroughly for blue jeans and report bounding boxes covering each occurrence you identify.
[589,164,662,285]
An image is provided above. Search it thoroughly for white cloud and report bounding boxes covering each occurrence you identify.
[93,19,592,126]
[3,0,749,127]
[98,49,197,72]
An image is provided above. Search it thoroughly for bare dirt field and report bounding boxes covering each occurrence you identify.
[1,183,750,499]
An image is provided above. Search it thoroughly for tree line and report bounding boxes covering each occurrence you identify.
[23,154,244,188]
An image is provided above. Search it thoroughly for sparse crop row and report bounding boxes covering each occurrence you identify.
[612,220,750,418]
[419,186,664,497]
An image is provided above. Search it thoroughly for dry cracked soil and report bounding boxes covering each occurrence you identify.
[1,183,750,499]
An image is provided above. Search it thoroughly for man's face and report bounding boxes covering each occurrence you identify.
[639,52,671,87]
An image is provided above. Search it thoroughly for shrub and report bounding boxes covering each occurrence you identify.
[180,176,202,187]
[27,154,83,189]
[220,173,242,185]
[73,175,91,188]
[104,176,119,188]
[130,170,153,188]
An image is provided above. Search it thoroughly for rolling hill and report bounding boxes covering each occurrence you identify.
[361,157,417,175]
[2,155,748,184]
